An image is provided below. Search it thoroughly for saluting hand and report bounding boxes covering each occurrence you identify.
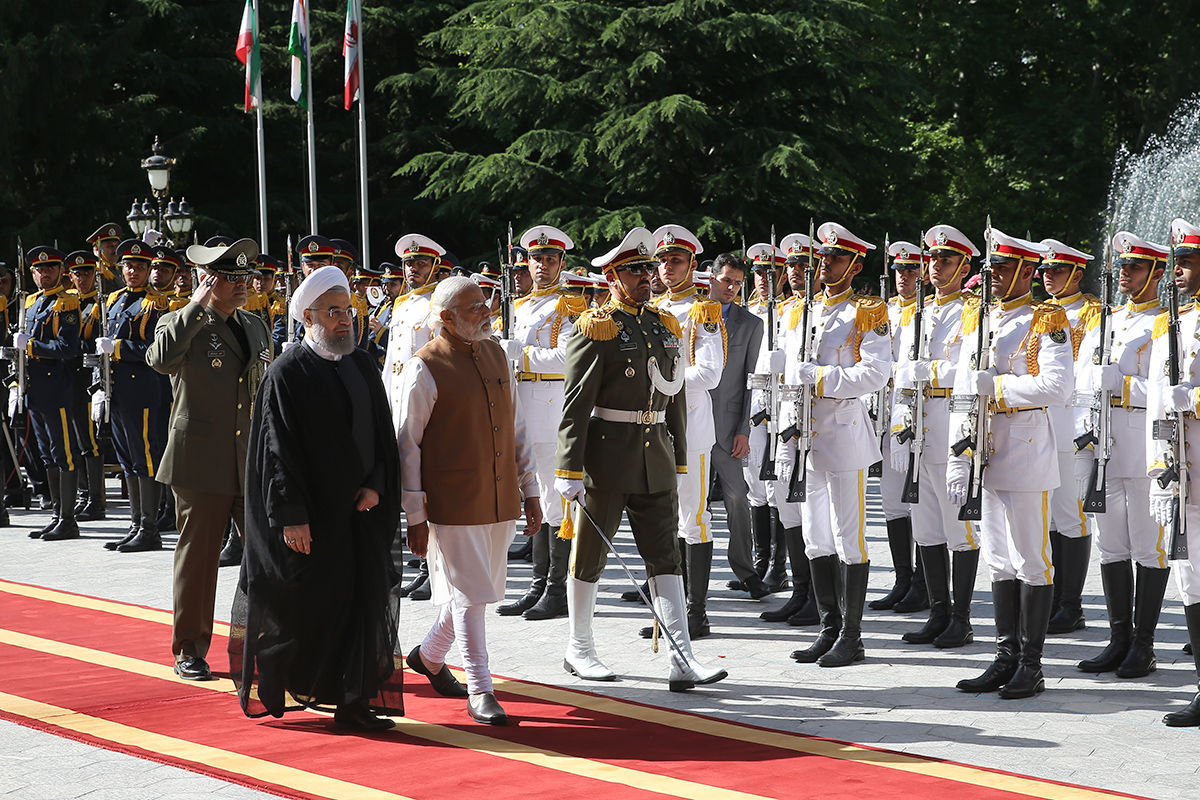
[192,273,218,308]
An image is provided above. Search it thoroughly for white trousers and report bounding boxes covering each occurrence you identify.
[420,602,492,695]
[677,449,712,544]
[1050,449,1089,539]
[532,441,565,527]
[912,460,979,552]
[1173,505,1200,604]
[770,437,803,529]
[800,468,870,565]
[1094,476,1168,569]
[745,424,771,507]
[879,436,910,521]
[980,488,1053,586]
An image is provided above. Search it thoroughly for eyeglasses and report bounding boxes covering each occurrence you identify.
[308,306,357,320]
[219,273,249,284]
[615,264,653,276]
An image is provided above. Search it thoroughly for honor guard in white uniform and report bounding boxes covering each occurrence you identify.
[1147,219,1200,727]
[784,222,890,668]
[650,224,727,638]
[873,242,919,614]
[1077,231,1168,680]
[890,227,981,649]
[494,225,587,621]
[758,235,822,627]
[1039,239,1101,635]
[948,229,1072,699]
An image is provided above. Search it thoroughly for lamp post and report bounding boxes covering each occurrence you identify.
[128,136,196,247]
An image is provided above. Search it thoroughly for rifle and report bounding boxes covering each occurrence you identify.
[1074,254,1112,513]
[498,223,514,339]
[285,234,297,344]
[86,264,112,423]
[952,217,994,521]
[783,219,817,503]
[741,233,752,304]
[13,240,27,415]
[1155,253,1188,559]
[868,234,891,478]
[747,228,779,481]
[896,232,926,504]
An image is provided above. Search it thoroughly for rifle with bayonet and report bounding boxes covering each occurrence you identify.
[285,234,297,345]
[783,219,817,503]
[10,240,28,416]
[85,263,112,423]
[896,232,927,504]
[952,218,994,521]
[1075,249,1113,513]
[498,223,514,339]
[747,227,779,481]
[1155,251,1189,559]
[868,235,891,478]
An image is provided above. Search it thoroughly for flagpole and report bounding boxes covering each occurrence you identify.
[252,0,268,252]
[354,0,370,270]
[303,0,317,234]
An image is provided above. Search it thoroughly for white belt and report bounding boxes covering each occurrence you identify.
[593,407,666,425]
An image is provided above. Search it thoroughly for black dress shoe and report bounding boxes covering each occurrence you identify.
[621,580,648,604]
[218,534,243,567]
[398,573,427,598]
[409,581,432,601]
[43,518,80,541]
[105,526,140,551]
[406,646,468,697]
[467,692,508,725]
[743,575,771,600]
[727,580,746,591]
[507,538,533,562]
[174,656,212,681]
[333,704,395,731]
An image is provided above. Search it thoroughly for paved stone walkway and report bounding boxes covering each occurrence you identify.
[1,483,1196,799]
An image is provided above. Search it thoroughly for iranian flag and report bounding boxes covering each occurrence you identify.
[343,0,361,110]
[288,0,309,109]
[235,0,260,112]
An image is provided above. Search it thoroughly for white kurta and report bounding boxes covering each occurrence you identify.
[395,356,539,606]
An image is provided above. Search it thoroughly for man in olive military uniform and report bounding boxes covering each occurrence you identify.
[554,226,726,692]
[8,247,82,541]
[147,238,271,681]
[66,250,107,521]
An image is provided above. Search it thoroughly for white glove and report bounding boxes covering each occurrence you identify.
[553,477,585,503]
[7,386,17,418]
[890,440,909,473]
[12,332,29,351]
[794,361,820,385]
[1073,454,1093,502]
[894,360,914,388]
[281,340,297,352]
[500,338,526,364]
[90,391,106,422]
[1149,483,1175,527]
[143,228,165,247]
[911,359,933,382]
[1090,363,1124,392]
[1166,385,1196,414]
[946,458,970,506]
[972,368,997,398]
[95,337,116,356]
[766,349,785,374]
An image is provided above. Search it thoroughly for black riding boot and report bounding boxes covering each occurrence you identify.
[1163,603,1200,727]
[764,507,789,591]
[105,474,140,550]
[156,487,177,533]
[870,516,913,610]
[819,562,869,667]
[1047,534,1090,634]
[684,541,714,638]
[43,470,81,540]
[902,544,950,644]
[525,528,570,620]
[1078,560,1134,672]
[499,523,548,615]
[1116,564,1170,679]
[218,521,243,567]
[934,548,979,648]
[751,504,771,578]
[762,526,812,622]
[999,583,1054,698]
[29,467,60,539]
[892,547,929,613]
[791,555,842,662]
[957,579,1020,693]
[118,477,162,552]
[76,455,106,521]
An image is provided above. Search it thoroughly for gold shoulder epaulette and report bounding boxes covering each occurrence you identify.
[169,298,189,312]
[351,293,369,312]
[107,289,124,305]
[900,303,916,328]
[961,295,983,335]
[53,293,81,313]
[23,293,39,310]
[656,307,683,338]
[686,298,724,326]
[575,307,619,341]
[1078,298,1102,329]
[270,297,287,316]
[144,293,170,312]
[243,292,265,312]
[555,293,588,318]
[852,294,889,332]
[1031,303,1069,336]
[1152,312,1170,339]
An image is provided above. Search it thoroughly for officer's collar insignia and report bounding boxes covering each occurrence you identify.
[637,242,648,255]
[936,231,947,246]
[236,253,248,267]
[538,232,549,246]
[307,241,318,253]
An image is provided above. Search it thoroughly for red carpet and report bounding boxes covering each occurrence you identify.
[0,579,1149,800]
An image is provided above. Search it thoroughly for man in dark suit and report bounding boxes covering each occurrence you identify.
[706,253,768,598]
[147,238,272,681]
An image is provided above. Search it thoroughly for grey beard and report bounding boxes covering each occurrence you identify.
[310,323,356,355]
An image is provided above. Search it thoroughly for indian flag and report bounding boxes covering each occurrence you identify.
[235,0,261,112]
[288,0,309,109]
[343,0,361,110]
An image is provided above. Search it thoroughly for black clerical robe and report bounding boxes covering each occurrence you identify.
[230,342,403,718]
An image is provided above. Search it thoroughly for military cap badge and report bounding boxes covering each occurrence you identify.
[1047,250,1056,259]
[1122,239,1132,254]
[637,242,648,255]
[308,241,318,253]
[827,231,838,245]
[236,252,248,267]
[131,244,142,255]
[538,232,549,246]
[665,232,675,245]
[937,231,947,246]
[899,248,909,260]
[74,256,84,265]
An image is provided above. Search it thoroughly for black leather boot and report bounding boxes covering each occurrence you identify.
[792,554,842,662]
[408,560,432,601]
[499,523,548,615]
[1047,534,1090,634]
[957,579,1020,693]
[870,516,913,610]
[1163,603,1200,727]
[399,561,430,598]
[751,504,771,578]
[902,544,950,644]
[934,548,979,648]
[762,526,811,622]
[764,508,789,592]
[999,583,1053,698]
[684,541,714,638]
[525,528,570,620]
[118,477,162,552]
[43,470,81,540]
[819,562,869,667]
[29,467,61,539]
[76,455,106,521]
[1078,560,1133,672]
[1115,564,1170,679]
[105,474,140,550]
[218,523,243,567]
[892,548,929,613]
[621,580,649,604]
[156,487,177,533]
[508,537,533,562]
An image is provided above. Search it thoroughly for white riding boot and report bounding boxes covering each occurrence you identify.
[564,577,616,681]
[649,573,728,692]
